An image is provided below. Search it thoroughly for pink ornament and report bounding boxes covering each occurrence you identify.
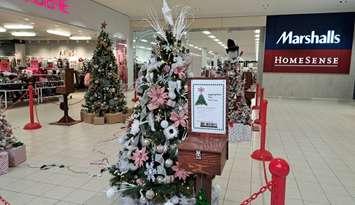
[170,111,188,127]
[173,66,186,79]
[84,73,91,87]
[172,162,191,181]
[132,147,149,167]
[147,86,168,111]
[163,64,171,73]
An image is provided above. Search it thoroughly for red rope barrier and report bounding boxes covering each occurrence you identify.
[23,84,41,130]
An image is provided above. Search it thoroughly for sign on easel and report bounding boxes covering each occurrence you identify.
[191,79,227,135]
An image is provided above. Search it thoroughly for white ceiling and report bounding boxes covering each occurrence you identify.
[134,29,258,61]
[94,0,355,19]
[0,9,96,40]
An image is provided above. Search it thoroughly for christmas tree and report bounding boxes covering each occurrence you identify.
[195,88,208,106]
[224,39,251,125]
[109,1,195,204]
[83,23,126,116]
[0,113,22,151]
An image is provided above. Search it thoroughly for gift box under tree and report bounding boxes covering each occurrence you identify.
[0,151,9,175]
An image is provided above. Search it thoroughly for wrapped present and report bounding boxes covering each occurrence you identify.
[93,116,105,125]
[83,112,95,124]
[229,123,252,142]
[7,145,27,167]
[105,113,125,124]
[0,151,9,176]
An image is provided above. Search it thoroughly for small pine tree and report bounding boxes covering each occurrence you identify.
[196,190,209,205]
[83,22,126,116]
[0,113,22,151]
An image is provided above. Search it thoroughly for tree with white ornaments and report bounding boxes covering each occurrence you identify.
[109,1,195,204]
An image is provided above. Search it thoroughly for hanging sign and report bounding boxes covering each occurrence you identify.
[190,78,227,135]
[24,0,70,14]
[264,12,355,74]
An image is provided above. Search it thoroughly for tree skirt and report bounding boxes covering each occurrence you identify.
[229,123,252,143]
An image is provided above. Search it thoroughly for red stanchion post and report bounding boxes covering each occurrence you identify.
[254,87,264,125]
[269,158,290,205]
[24,84,42,130]
[252,83,260,110]
[251,99,273,161]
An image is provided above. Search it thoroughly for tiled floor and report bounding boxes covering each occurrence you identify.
[1,94,355,205]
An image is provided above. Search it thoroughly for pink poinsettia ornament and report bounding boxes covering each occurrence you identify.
[172,162,191,181]
[132,147,149,167]
[147,86,168,111]
[174,66,186,79]
[170,111,188,127]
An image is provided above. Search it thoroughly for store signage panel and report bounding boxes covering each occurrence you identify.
[190,79,227,135]
[264,13,355,74]
[24,0,70,14]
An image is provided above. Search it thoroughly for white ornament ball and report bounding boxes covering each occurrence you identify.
[171,196,180,204]
[165,159,173,168]
[130,164,138,171]
[157,176,165,184]
[106,187,117,199]
[160,120,169,128]
[145,189,155,200]
[156,145,165,153]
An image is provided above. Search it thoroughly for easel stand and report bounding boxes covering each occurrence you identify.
[50,69,80,126]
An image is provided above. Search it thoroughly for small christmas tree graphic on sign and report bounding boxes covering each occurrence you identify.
[195,87,208,106]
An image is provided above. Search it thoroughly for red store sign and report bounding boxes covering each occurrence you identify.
[25,0,70,14]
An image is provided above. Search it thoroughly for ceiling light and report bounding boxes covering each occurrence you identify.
[47,29,71,37]
[213,39,219,42]
[208,35,216,39]
[0,26,6,32]
[11,31,36,37]
[254,29,260,34]
[70,36,92,40]
[24,18,30,21]
[133,39,136,42]
[189,44,194,47]
[4,23,33,29]
[202,30,211,35]
[255,34,260,38]
[140,39,148,42]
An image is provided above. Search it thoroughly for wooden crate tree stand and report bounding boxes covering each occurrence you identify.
[179,78,229,203]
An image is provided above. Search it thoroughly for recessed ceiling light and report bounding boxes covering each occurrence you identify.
[254,29,260,34]
[4,24,33,29]
[140,39,148,42]
[11,31,36,37]
[213,39,219,42]
[47,29,71,37]
[0,26,6,32]
[202,30,211,35]
[70,36,92,40]
[255,34,260,38]
[208,35,216,39]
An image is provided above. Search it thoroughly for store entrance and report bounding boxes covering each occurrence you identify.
[0,10,96,108]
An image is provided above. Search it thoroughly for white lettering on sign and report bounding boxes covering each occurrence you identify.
[274,56,339,67]
[276,30,341,45]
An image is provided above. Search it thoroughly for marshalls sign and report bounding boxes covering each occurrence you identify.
[264,13,354,74]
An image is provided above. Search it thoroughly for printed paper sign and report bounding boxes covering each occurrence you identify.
[190,79,227,134]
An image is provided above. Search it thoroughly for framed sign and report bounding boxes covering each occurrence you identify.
[189,78,227,135]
